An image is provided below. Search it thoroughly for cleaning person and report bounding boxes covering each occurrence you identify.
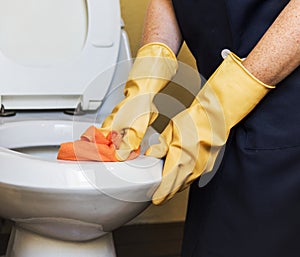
[59,0,300,256]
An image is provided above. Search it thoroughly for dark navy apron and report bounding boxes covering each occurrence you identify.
[171,1,300,256]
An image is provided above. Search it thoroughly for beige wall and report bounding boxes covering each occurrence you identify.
[120,0,198,224]
[120,0,196,65]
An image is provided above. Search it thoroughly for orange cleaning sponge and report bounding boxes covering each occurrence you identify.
[57,126,140,161]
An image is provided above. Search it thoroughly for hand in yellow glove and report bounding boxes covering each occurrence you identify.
[100,42,178,160]
[145,51,275,205]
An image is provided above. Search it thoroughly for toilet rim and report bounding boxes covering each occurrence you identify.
[0,119,162,192]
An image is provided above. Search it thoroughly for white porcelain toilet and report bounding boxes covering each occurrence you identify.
[0,1,162,257]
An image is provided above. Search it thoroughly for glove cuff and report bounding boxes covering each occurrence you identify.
[198,51,275,130]
[137,42,177,62]
[229,52,275,89]
[125,42,178,95]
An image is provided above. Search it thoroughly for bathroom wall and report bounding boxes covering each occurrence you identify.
[120,0,198,224]
[120,0,197,65]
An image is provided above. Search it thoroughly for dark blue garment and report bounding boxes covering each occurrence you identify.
[171,1,300,256]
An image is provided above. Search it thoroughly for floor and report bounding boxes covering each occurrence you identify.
[113,222,184,257]
[0,222,184,257]
[0,234,9,257]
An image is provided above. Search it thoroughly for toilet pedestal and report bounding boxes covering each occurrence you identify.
[6,227,116,257]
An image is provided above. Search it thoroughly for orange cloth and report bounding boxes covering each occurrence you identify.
[57,126,140,162]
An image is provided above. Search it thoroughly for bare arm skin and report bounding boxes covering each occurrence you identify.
[141,0,183,55]
[242,0,300,86]
[141,0,299,86]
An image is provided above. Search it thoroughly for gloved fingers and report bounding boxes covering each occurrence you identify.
[100,96,158,160]
[144,137,169,159]
[148,108,210,204]
[151,142,200,205]
[114,128,142,161]
[144,120,174,158]
[148,104,159,125]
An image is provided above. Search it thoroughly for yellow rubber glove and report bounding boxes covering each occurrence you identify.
[145,51,275,205]
[101,42,178,160]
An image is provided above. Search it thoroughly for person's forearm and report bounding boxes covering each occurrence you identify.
[243,0,300,86]
[141,0,183,55]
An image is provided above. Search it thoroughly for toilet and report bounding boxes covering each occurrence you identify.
[0,1,162,257]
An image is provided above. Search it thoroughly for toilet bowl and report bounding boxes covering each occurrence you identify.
[0,1,163,256]
[0,114,162,257]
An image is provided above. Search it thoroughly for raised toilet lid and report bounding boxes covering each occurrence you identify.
[0,0,122,111]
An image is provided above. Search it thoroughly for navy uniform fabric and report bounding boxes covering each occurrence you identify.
[171,0,300,256]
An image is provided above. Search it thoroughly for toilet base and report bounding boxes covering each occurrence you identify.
[6,226,116,257]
